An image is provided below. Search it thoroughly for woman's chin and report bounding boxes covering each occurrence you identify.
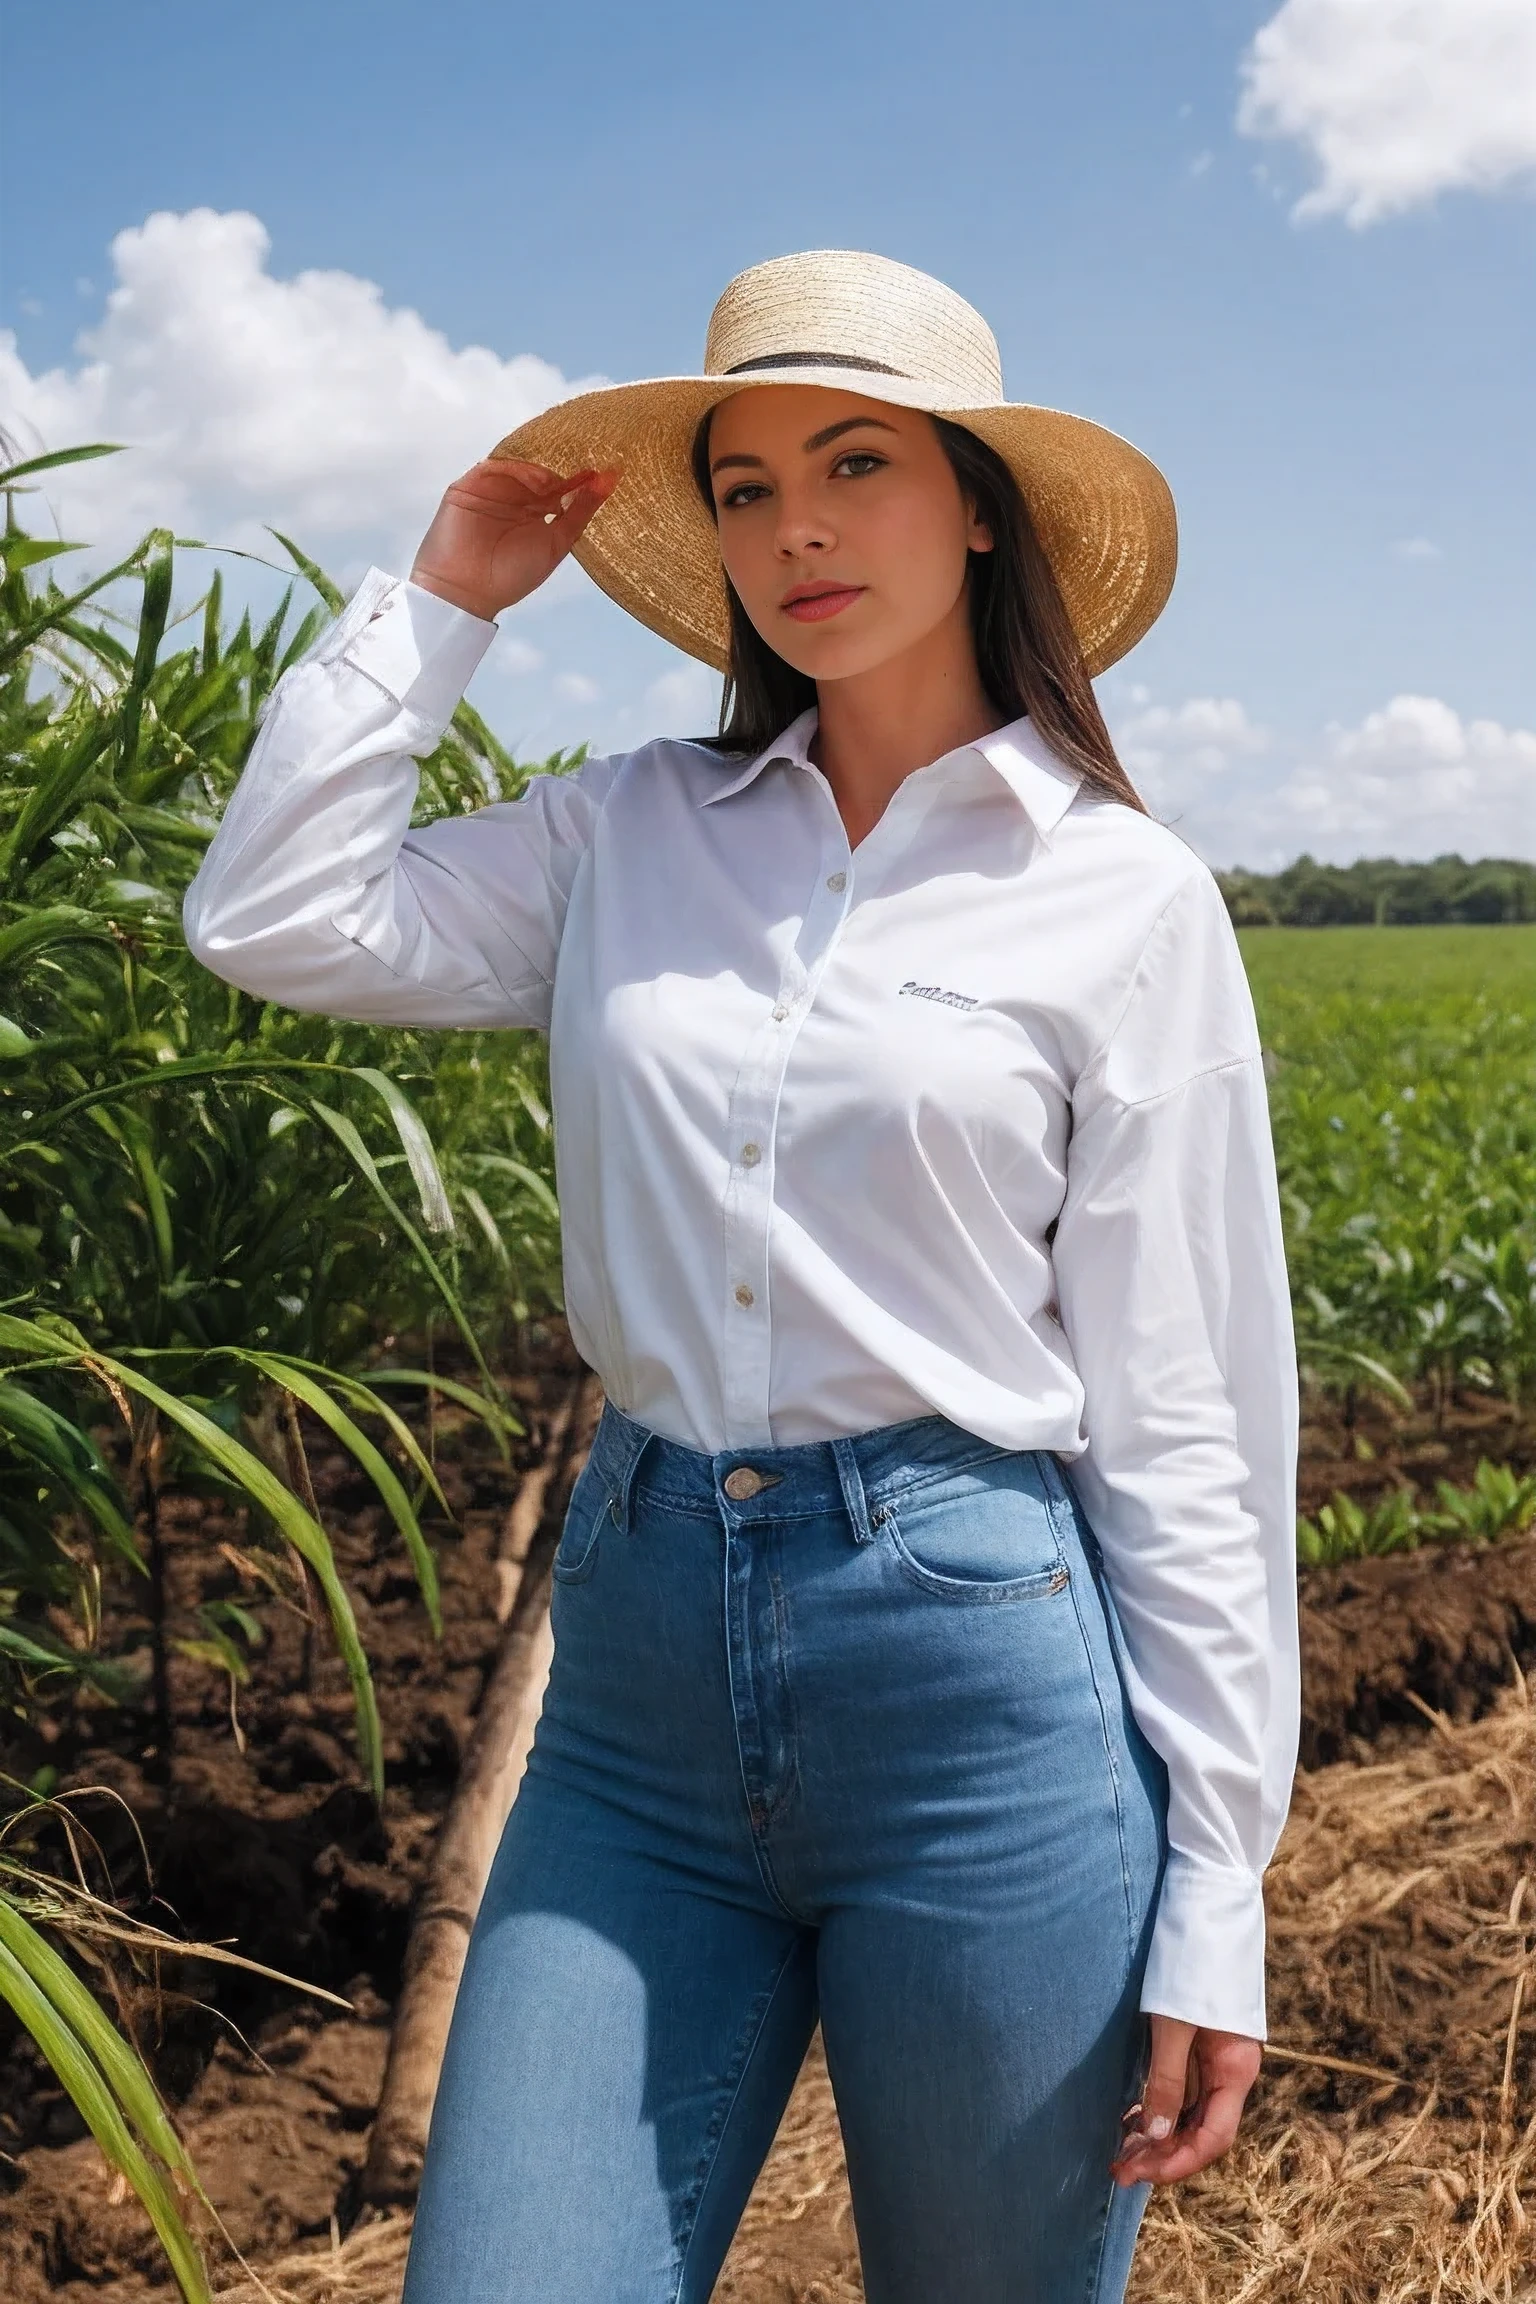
[767,622,901,685]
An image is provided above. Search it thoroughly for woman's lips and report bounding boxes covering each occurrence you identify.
[781,586,865,623]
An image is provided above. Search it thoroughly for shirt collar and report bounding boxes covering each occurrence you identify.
[696,705,1084,846]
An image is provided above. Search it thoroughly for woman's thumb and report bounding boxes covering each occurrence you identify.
[1138,2016,1196,2140]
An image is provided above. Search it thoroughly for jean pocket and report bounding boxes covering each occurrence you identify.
[551,1456,608,1585]
[877,1453,1070,1603]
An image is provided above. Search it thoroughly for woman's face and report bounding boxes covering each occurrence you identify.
[704,385,993,682]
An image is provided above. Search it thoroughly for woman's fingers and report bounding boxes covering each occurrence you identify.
[453,456,616,506]
[1109,2069,1248,2186]
[532,469,622,550]
[1109,2021,1260,2188]
[1135,2015,1196,2145]
[410,459,623,619]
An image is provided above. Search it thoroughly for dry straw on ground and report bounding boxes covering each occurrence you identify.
[213,1674,1536,2304]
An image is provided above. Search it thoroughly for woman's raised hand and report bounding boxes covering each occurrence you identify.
[409,457,623,623]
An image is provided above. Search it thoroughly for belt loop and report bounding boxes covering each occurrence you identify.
[831,1436,877,1546]
[603,1407,653,1537]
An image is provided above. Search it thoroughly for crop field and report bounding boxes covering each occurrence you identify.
[1247,924,1536,1410]
[1,476,1534,2302]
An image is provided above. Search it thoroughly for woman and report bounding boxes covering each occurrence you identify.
[183,248,1300,2302]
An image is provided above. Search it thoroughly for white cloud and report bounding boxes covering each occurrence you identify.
[1114,695,1271,812]
[553,671,601,704]
[1238,0,1536,225]
[1111,689,1536,868]
[1278,695,1536,855]
[0,207,604,575]
[1393,536,1441,562]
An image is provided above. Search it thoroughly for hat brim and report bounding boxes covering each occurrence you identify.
[489,370,1176,680]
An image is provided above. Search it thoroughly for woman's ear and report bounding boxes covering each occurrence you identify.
[966,495,995,554]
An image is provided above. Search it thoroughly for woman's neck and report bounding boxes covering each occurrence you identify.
[807,599,1005,851]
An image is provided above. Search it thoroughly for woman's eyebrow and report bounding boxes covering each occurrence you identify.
[803,415,899,452]
[709,416,900,476]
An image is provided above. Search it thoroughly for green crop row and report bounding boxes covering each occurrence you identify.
[1297,1458,1536,1567]
[1242,927,1536,1407]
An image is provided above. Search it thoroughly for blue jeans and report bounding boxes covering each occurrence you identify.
[403,1401,1170,2304]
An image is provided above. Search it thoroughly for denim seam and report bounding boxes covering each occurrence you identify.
[721,1529,813,1927]
[1078,2174,1121,2304]
[1044,1471,1139,1971]
[765,1548,804,1826]
[670,1936,809,2304]
[628,1485,721,1522]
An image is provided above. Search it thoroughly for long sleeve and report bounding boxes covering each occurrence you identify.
[1050,867,1300,2040]
[182,567,619,1031]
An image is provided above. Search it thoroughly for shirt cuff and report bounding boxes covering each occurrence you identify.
[326,569,498,732]
[1139,1853,1270,2039]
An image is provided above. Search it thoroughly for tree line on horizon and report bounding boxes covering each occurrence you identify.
[1214,854,1536,927]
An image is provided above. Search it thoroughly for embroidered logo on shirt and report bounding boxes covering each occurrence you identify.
[898,978,979,1011]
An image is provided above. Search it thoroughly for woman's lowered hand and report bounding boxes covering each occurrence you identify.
[410,456,623,623]
[1108,2014,1262,2187]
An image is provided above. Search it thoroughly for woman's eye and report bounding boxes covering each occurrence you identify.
[717,454,883,510]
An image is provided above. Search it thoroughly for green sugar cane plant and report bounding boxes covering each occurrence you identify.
[0,443,569,2293]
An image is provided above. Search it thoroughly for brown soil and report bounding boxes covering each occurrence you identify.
[0,1355,1532,2301]
[1296,1382,1535,1517]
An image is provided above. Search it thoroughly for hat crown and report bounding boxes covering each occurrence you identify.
[703,249,1004,407]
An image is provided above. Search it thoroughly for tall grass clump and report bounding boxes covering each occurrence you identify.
[0,444,572,2293]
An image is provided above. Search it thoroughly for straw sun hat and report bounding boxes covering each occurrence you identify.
[490,248,1177,680]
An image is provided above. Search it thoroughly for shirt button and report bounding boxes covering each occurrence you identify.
[733,1283,756,1308]
[740,1142,761,1166]
[772,1003,789,1022]
[826,870,847,892]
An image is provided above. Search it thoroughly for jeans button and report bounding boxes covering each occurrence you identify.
[724,1466,767,1500]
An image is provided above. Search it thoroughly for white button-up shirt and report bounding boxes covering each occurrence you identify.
[183,567,1300,2039]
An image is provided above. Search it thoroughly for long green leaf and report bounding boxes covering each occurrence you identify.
[359,1366,524,1448]
[266,529,343,614]
[467,1150,562,1223]
[0,540,152,676]
[0,444,124,486]
[0,1934,211,2304]
[0,1900,203,2187]
[0,905,112,974]
[348,1065,454,1233]
[0,1321,383,1799]
[0,1379,139,1559]
[117,535,175,776]
[3,539,86,572]
[0,1625,137,1695]
[308,1099,496,1395]
[309,1365,454,1515]
[88,1360,384,1799]
[235,1353,441,1634]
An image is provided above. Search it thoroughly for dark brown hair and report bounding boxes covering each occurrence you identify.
[688,408,1147,813]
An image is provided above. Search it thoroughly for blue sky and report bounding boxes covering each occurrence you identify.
[3,0,1533,866]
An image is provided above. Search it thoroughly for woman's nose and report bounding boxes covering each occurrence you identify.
[773,493,835,557]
